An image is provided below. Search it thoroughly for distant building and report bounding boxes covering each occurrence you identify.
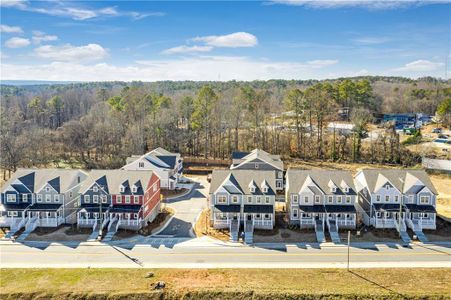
[122,147,183,190]
[382,113,425,129]
[327,122,355,135]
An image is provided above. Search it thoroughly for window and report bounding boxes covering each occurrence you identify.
[292,195,298,204]
[344,187,349,193]
[132,186,137,193]
[376,195,381,202]
[256,214,261,219]
[421,213,429,218]
[134,213,139,219]
[247,196,252,203]
[256,196,262,204]
[376,212,381,218]
[265,196,270,204]
[54,195,60,203]
[315,195,321,204]
[250,187,255,193]
[6,194,16,202]
[116,195,122,204]
[37,194,43,203]
[346,196,351,204]
[278,171,283,179]
[84,195,90,203]
[255,163,259,169]
[8,211,18,217]
[304,196,309,204]
[337,196,342,204]
[22,194,28,203]
[101,195,107,203]
[217,195,227,204]
[262,187,268,193]
[45,194,51,202]
[264,214,270,220]
[69,192,73,198]
[120,185,125,193]
[385,195,390,202]
[125,196,131,204]
[386,185,390,190]
[134,196,140,204]
[420,196,429,204]
[394,195,399,203]
[331,187,337,193]
[231,196,239,204]
[93,186,98,192]
[93,195,99,203]
[139,162,144,168]
[46,186,50,192]
[328,196,333,203]
[276,181,283,188]
[292,209,298,219]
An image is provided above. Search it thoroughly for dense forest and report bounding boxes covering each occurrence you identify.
[1,76,450,177]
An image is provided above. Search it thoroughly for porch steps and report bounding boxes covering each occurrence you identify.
[5,218,26,239]
[244,220,254,244]
[328,220,341,243]
[229,219,239,242]
[103,219,119,242]
[87,222,100,242]
[399,231,411,243]
[414,231,428,243]
[16,218,39,242]
[314,219,326,243]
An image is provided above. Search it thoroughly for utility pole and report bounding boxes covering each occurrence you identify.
[398,194,403,236]
[98,199,103,239]
[347,230,351,271]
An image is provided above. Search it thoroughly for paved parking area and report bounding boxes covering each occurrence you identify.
[156,176,208,237]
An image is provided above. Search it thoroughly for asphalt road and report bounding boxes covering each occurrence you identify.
[1,239,450,268]
[156,176,208,237]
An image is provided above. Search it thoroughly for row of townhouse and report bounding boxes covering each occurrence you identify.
[209,149,438,243]
[0,147,182,238]
[0,169,161,237]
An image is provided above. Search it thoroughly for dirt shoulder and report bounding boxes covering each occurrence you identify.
[1,268,450,298]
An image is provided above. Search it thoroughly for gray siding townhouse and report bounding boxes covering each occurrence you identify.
[231,149,284,191]
[285,169,357,243]
[122,147,183,190]
[0,169,88,233]
[209,169,277,243]
[354,169,438,242]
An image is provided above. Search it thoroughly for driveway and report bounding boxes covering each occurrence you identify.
[155,176,208,237]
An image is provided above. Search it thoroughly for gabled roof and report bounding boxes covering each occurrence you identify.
[80,170,153,195]
[359,169,438,195]
[124,147,181,170]
[231,149,283,171]
[1,169,88,194]
[286,169,356,195]
[209,169,277,195]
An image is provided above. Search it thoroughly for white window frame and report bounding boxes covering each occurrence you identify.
[93,195,99,203]
[22,194,28,203]
[116,195,122,204]
[304,196,309,204]
[376,195,381,202]
[93,186,98,192]
[217,195,227,204]
[132,186,137,193]
[45,194,51,203]
[54,194,60,203]
[256,196,262,204]
[386,185,390,190]
[254,163,259,169]
[84,195,90,203]
[120,186,125,193]
[328,196,333,204]
[262,187,268,193]
[6,194,16,202]
[134,195,140,204]
[385,195,390,202]
[250,187,256,193]
[337,196,342,204]
[315,195,321,204]
[231,195,239,204]
[37,194,43,203]
[292,208,299,219]
[101,195,107,203]
[125,196,131,204]
[46,186,51,192]
[292,194,299,204]
[138,162,144,168]
[394,195,399,202]
[346,196,351,204]
[419,196,430,204]
[265,196,270,204]
[134,213,139,219]
[247,196,252,203]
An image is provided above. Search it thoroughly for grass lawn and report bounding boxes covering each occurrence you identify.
[1,268,450,299]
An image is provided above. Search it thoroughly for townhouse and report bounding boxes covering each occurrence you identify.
[122,147,183,190]
[231,149,284,191]
[0,169,88,234]
[209,169,277,242]
[77,170,161,235]
[354,169,437,241]
[285,169,357,242]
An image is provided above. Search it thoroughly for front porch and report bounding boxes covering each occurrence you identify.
[243,213,273,230]
[26,205,65,228]
[77,207,110,228]
[109,205,143,231]
[212,204,241,229]
[405,204,437,230]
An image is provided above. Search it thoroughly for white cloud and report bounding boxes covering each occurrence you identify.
[32,31,58,44]
[192,32,258,48]
[5,37,30,48]
[307,59,339,68]
[162,45,214,55]
[34,43,108,62]
[0,51,9,59]
[352,36,391,45]
[268,0,447,10]
[0,24,23,33]
[0,56,339,81]
[393,59,445,72]
[0,0,27,9]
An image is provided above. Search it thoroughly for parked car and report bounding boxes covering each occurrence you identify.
[432,128,442,133]
[438,134,449,139]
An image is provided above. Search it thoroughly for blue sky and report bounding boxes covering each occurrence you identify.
[0,0,449,81]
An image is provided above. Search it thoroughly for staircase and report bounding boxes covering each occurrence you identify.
[314,218,326,243]
[394,218,411,243]
[408,219,428,242]
[87,220,100,241]
[327,219,341,243]
[244,220,254,244]
[103,218,120,242]
[16,217,38,242]
[5,218,27,239]
[229,219,239,242]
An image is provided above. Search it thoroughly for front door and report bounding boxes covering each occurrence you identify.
[247,214,252,221]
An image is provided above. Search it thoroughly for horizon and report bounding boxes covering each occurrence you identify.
[1,0,450,81]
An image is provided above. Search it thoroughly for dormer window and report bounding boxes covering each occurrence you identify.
[331,187,337,193]
[120,185,125,193]
[262,187,268,193]
[131,185,137,193]
[250,187,256,193]
[344,187,349,193]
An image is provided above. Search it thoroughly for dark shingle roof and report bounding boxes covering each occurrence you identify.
[324,205,356,213]
[243,205,273,213]
[299,205,325,213]
[215,205,241,213]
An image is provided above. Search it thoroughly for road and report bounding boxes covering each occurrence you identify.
[1,238,450,268]
[155,176,208,237]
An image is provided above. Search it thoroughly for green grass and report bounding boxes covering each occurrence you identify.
[1,268,450,299]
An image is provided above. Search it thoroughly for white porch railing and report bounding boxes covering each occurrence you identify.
[253,219,272,228]
[375,217,396,228]
[0,216,11,227]
[299,218,314,225]
[336,219,356,227]
[78,218,98,226]
[38,217,64,227]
